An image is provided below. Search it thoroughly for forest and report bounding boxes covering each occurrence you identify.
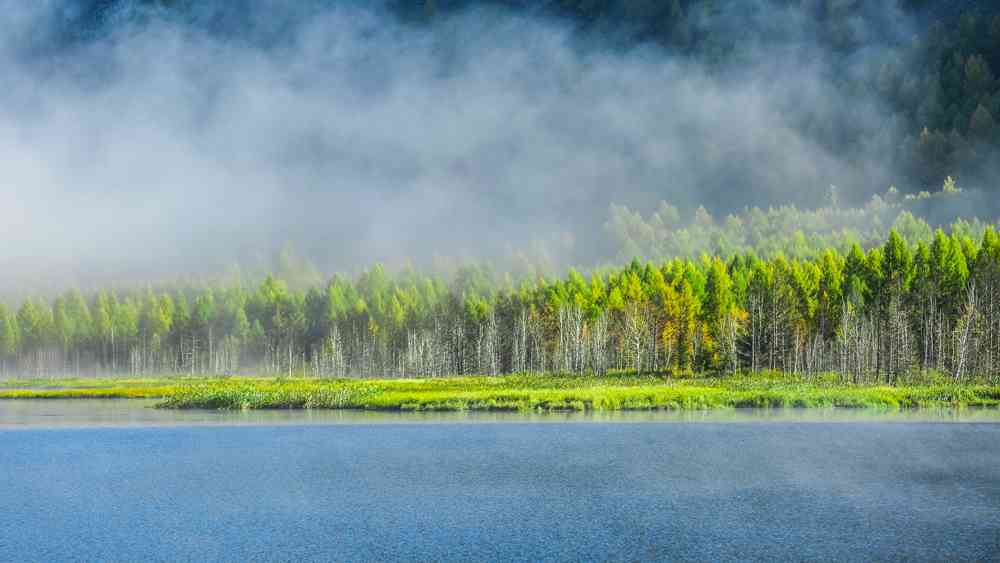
[3,202,1000,385]
[7,1,1000,385]
[605,178,992,263]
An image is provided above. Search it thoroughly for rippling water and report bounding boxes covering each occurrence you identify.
[1,402,998,562]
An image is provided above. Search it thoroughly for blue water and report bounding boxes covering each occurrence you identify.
[1,420,999,562]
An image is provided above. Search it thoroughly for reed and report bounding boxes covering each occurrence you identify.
[6,372,999,410]
[154,373,1000,411]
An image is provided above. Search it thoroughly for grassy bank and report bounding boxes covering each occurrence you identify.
[156,373,1000,411]
[0,376,247,400]
[0,387,177,399]
[4,373,1000,411]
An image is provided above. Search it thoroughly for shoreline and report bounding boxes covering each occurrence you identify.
[4,399,1000,430]
[3,374,1000,412]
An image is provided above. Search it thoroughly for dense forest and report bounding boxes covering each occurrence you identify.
[11,0,1000,288]
[3,213,1000,383]
[5,1,1000,383]
[605,178,993,262]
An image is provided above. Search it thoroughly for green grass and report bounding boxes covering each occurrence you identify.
[5,372,1000,411]
[0,386,179,399]
[156,372,1000,411]
[0,376,263,400]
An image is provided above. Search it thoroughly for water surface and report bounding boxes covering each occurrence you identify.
[4,399,1000,428]
[1,402,998,562]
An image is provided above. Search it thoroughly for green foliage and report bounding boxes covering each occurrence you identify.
[605,183,990,264]
[0,304,19,360]
[148,374,1000,411]
[6,220,1000,384]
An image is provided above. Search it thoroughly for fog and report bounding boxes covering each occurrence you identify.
[0,1,924,288]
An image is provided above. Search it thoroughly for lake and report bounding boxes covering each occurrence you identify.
[1,401,999,562]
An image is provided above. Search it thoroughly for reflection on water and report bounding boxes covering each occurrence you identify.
[2,399,1000,428]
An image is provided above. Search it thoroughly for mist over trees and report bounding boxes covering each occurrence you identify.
[3,217,1000,383]
[5,1,1000,382]
[8,0,1000,290]
[399,0,1000,193]
[605,178,993,263]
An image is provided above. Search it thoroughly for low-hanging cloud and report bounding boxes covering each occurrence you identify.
[0,0,917,289]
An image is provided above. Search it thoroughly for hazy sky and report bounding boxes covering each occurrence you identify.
[0,1,919,285]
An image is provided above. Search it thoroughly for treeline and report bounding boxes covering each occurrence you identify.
[606,178,997,262]
[2,225,1000,383]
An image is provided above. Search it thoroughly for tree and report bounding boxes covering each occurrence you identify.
[92,292,114,369]
[702,257,735,370]
[970,104,995,140]
[17,299,53,375]
[675,278,700,372]
[193,290,217,373]
[0,304,19,375]
[113,299,139,374]
[965,54,994,95]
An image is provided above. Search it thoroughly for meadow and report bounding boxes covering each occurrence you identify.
[4,372,1000,411]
